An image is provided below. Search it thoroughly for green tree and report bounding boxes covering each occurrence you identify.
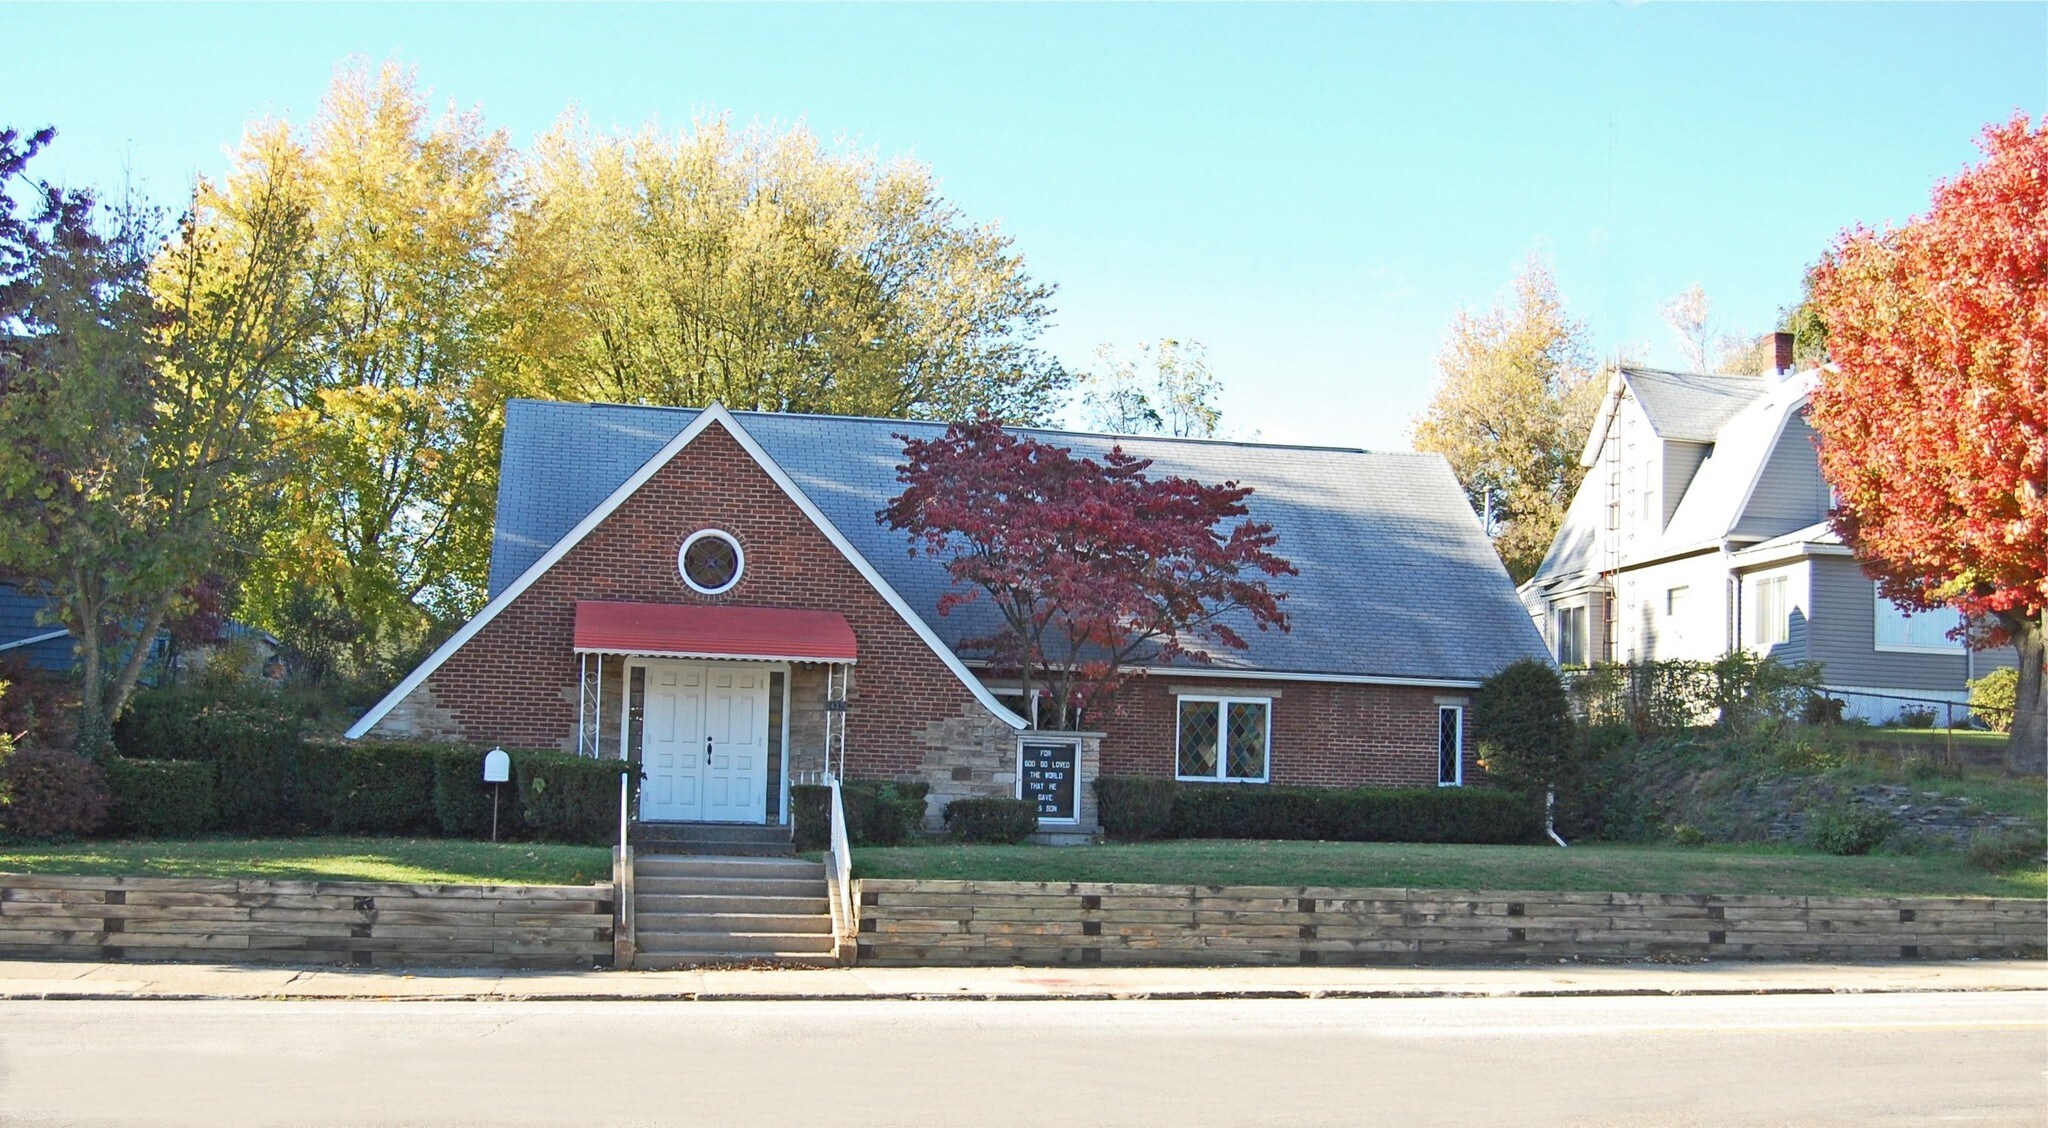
[1472,657,1576,791]
[0,127,315,752]
[504,115,1068,424]
[1412,256,1602,583]
[221,61,521,674]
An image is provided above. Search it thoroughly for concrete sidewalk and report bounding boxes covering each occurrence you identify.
[0,957,2041,1002]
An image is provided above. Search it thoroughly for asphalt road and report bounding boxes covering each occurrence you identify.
[1,993,2043,1126]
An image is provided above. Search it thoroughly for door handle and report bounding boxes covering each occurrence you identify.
[705,735,714,764]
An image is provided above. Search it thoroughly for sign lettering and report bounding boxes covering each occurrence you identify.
[1017,738,1080,822]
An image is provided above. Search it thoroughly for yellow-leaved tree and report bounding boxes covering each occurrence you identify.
[222,60,522,676]
[502,115,1068,423]
[1411,256,1604,584]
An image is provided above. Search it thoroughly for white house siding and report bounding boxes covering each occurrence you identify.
[1736,560,1811,665]
[1616,550,1735,662]
[1730,412,1831,541]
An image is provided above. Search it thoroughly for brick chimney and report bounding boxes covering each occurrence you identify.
[1772,331,1795,374]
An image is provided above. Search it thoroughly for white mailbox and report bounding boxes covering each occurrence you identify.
[483,747,511,783]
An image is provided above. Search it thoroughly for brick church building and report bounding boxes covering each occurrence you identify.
[348,400,1547,835]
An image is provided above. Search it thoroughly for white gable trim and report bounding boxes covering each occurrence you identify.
[347,403,1026,739]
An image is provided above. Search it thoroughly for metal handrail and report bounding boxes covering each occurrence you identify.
[823,772,856,949]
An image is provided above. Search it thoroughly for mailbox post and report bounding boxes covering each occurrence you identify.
[483,747,512,843]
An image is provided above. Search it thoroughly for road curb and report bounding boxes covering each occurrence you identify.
[7,984,2045,1003]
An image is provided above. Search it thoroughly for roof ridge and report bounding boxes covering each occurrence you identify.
[508,396,1386,456]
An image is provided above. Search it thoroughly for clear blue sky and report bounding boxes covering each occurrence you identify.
[4,3,2041,450]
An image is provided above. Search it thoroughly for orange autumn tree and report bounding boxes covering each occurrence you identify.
[1807,113,2048,773]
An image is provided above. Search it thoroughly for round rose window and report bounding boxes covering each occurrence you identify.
[678,530,744,595]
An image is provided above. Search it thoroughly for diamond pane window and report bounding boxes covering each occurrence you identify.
[1226,702,1268,779]
[1177,696,1270,783]
[1177,700,1219,778]
[1438,706,1463,787]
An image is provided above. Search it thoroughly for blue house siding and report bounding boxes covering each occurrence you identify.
[0,585,73,672]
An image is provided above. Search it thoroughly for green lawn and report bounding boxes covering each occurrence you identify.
[1852,727,2011,752]
[851,839,2046,899]
[0,837,612,886]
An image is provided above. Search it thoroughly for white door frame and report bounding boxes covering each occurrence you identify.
[619,657,790,825]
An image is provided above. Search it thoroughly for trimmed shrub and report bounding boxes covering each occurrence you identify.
[789,780,930,850]
[842,780,930,846]
[1806,805,1898,856]
[105,757,215,837]
[514,750,634,846]
[1097,779,1537,845]
[1967,668,2018,734]
[0,747,109,841]
[432,746,523,839]
[114,688,304,833]
[293,739,350,830]
[330,743,438,834]
[1473,658,1575,790]
[943,797,1039,844]
[1312,786,1540,844]
[791,784,829,852]
[1095,777,1178,842]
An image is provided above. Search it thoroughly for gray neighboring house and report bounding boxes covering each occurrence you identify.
[1519,346,2014,724]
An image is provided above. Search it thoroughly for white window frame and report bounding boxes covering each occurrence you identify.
[1437,705,1464,788]
[1872,586,1966,654]
[1556,605,1586,666]
[1174,695,1272,784]
[677,529,745,595]
[1754,575,1790,647]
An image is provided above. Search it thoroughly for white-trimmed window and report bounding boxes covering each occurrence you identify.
[1176,696,1270,783]
[1874,587,1965,653]
[1556,605,1587,666]
[678,529,744,595]
[1437,706,1464,787]
[1754,575,1790,647]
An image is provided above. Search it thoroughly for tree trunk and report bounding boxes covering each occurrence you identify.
[73,598,110,760]
[2005,613,2046,776]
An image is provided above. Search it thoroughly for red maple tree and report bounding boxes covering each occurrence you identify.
[1807,113,2047,771]
[881,416,1295,730]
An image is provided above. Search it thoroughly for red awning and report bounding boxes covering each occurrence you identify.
[573,602,857,663]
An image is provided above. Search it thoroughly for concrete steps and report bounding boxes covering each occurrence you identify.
[629,855,838,968]
[629,821,795,857]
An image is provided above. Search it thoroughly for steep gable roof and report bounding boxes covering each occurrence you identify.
[490,399,1549,685]
[1622,367,1768,441]
[1653,370,1818,555]
[347,405,1029,740]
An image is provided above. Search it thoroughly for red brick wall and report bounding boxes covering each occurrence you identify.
[1096,678,1476,788]
[374,421,994,777]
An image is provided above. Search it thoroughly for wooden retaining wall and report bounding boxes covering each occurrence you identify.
[0,874,614,968]
[856,880,2048,966]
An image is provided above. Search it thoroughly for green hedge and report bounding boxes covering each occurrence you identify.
[329,743,439,834]
[943,797,1039,844]
[790,779,933,851]
[302,741,626,845]
[105,757,216,838]
[1095,777,1540,845]
[514,749,634,846]
[1095,777,1178,842]
[115,689,304,833]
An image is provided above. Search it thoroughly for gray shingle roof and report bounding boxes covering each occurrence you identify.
[1622,367,1767,441]
[490,399,1549,684]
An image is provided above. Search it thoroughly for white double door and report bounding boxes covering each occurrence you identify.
[634,660,772,823]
